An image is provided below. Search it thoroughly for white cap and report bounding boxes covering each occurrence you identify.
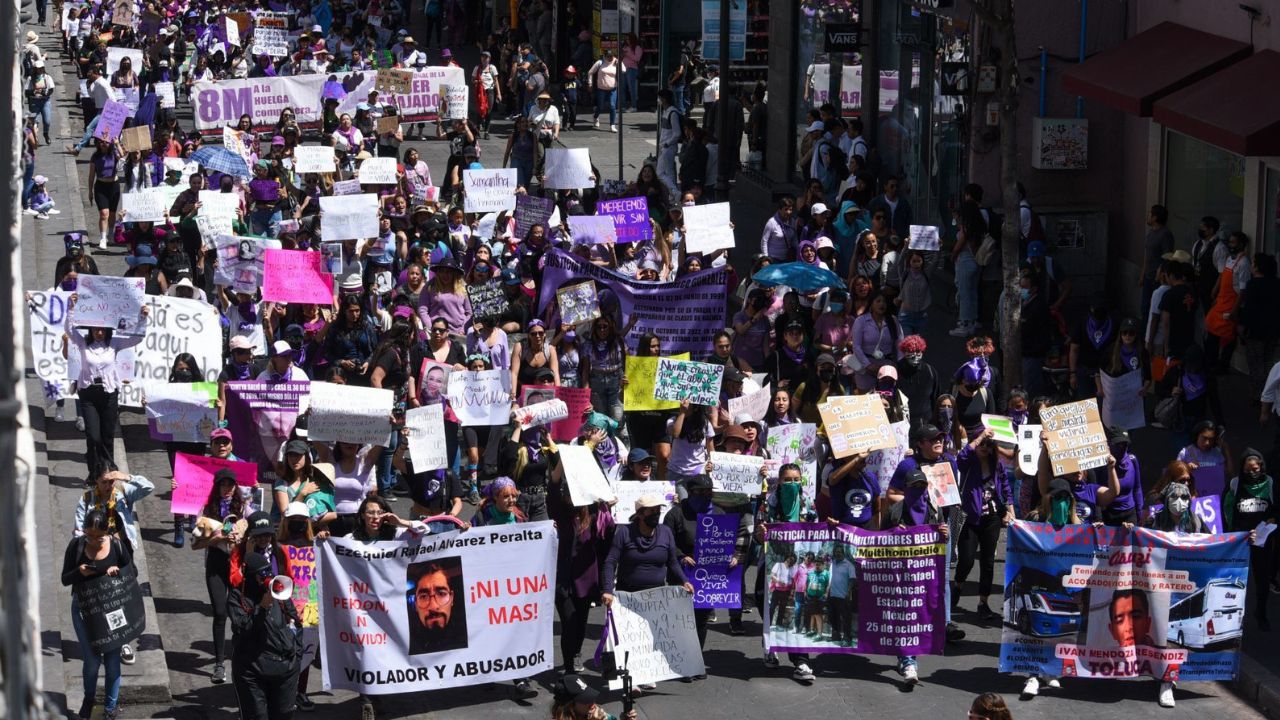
[634,494,665,510]
[815,236,835,250]
[811,202,830,216]
[284,501,309,518]
[270,340,293,356]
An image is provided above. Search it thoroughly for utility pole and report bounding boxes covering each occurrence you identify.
[714,0,732,201]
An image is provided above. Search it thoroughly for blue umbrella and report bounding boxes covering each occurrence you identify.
[191,146,251,177]
[752,262,846,292]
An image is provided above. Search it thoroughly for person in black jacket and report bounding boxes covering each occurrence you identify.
[1018,264,1052,399]
[229,551,302,720]
[1239,253,1280,399]
[63,508,134,720]
[662,474,751,651]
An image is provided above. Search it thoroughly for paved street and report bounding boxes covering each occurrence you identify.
[20,15,1280,720]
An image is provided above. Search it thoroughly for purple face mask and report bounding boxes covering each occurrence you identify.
[61,278,78,291]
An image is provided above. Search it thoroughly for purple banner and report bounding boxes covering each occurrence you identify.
[1192,464,1226,498]
[223,380,309,465]
[763,523,946,656]
[690,565,742,609]
[695,513,739,565]
[514,194,554,240]
[538,249,726,359]
[595,196,653,243]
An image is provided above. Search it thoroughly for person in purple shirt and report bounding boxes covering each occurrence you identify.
[885,422,960,686]
[953,427,1012,621]
[1102,426,1143,526]
[824,452,879,528]
[1035,448,1120,526]
[247,160,283,235]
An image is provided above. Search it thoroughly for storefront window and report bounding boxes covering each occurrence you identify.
[796,0,858,124]
[876,1,935,223]
[1164,131,1244,248]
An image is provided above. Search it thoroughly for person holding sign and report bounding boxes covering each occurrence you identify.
[65,294,150,484]
[547,460,617,675]
[1034,438,1121,526]
[62,508,135,720]
[196,469,256,686]
[953,428,1011,622]
[885,423,960,685]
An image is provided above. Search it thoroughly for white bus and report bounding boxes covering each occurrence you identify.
[1168,578,1245,650]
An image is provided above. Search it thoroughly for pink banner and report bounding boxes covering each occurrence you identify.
[171,452,258,515]
[261,249,334,305]
[522,385,591,442]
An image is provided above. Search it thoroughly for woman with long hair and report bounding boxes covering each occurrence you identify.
[511,319,560,393]
[324,294,379,383]
[503,114,538,189]
[159,353,204,546]
[669,401,713,495]
[370,318,416,495]
[623,332,673,470]
[849,289,903,392]
[579,314,627,430]
[195,469,254,686]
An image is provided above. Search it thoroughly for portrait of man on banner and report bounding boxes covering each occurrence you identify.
[407,557,469,655]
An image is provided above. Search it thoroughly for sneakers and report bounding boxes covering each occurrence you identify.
[610,124,617,133]
[567,654,585,673]
[38,212,49,219]
[47,208,61,214]
[949,322,976,338]
[945,622,966,643]
[174,525,185,548]
[104,706,119,720]
[361,698,376,720]
[23,208,38,216]
[901,664,918,686]
[467,484,481,504]
[594,118,600,128]
[729,622,745,636]
[1021,675,1040,698]
[211,662,226,684]
[792,662,815,682]
[977,602,998,621]
[763,652,780,669]
[295,693,315,712]
[76,416,85,432]
[1158,682,1175,708]
[513,678,538,699]
[120,643,135,664]
[55,406,64,423]
[1045,677,1061,689]
[65,144,79,156]
[77,698,93,720]
[97,235,108,250]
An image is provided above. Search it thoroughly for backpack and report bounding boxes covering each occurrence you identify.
[827,141,849,182]
[974,232,998,266]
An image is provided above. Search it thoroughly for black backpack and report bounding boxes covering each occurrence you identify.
[827,141,849,182]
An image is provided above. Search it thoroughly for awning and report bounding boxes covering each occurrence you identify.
[1153,50,1280,156]
[1061,22,1250,116]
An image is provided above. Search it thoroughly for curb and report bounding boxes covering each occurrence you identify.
[1234,653,1280,719]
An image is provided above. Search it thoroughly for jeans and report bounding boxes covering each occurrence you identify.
[376,425,401,495]
[22,163,34,206]
[954,249,980,325]
[589,374,624,433]
[31,97,52,141]
[594,88,617,124]
[75,114,101,151]
[250,208,282,236]
[622,67,639,109]
[899,310,927,336]
[672,82,687,115]
[657,144,679,200]
[511,157,534,190]
[71,597,123,712]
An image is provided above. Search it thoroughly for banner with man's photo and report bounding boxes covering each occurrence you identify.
[317,523,557,694]
[999,521,1250,681]
[763,523,946,656]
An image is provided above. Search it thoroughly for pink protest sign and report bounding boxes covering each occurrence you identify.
[261,249,334,305]
[171,452,258,515]
[521,385,592,442]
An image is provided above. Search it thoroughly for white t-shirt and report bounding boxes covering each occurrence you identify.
[529,104,560,132]
[1146,284,1170,345]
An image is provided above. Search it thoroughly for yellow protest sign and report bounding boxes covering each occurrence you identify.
[623,353,687,411]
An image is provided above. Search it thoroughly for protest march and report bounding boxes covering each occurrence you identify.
[14,0,1280,719]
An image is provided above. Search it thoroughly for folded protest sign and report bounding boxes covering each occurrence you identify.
[653,358,724,407]
[307,381,394,446]
[1038,398,1109,475]
[513,399,569,430]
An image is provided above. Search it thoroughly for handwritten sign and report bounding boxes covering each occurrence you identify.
[623,354,684,411]
[514,194,554,239]
[376,115,401,135]
[543,148,593,190]
[691,513,742,609]
[463,168,518,213]
[922,462,960,508]
[1099,370,1146,431]
[119,188,169,223]
[682,202,735,255]
[521,385,592,442]
[818,394,896,458]
[727,382,771,422]
[145,382,218,442]
[709,452,765,496]
[72,275,146,333]
[28,290,75,401]
[404,404,448,471]
[357,157,397,185]
[566,215,618,245]
[155,81,176,108]
[868,420,911,493]
[465,280,508,320]
[556,281,600,326]
[446,370,509,427]
[1038,399,1109,475]
[513,399,569,430]
[293,145,336,174]
[559,445,617,506]
[261,249,333,305]
[611,479,676,522]
[319,194,379,240]
[653,358,724,407]
[331,178,361,196]
[171,452,258,515]
[766,423,819,505]
[596,196,653,243]
[908,225,941,251]
[94,99,131,143]
[307,382,394,446]
[439,84,468,120]
[375,68,413,94]
[608,587,705,687]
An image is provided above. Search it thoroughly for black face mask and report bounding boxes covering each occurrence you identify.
[641,512,659,528]
[172,370,195,382]
[287,521,308,536]
[818,370,835,382]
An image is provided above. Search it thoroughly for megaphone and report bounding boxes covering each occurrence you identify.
[270,574,294,601]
